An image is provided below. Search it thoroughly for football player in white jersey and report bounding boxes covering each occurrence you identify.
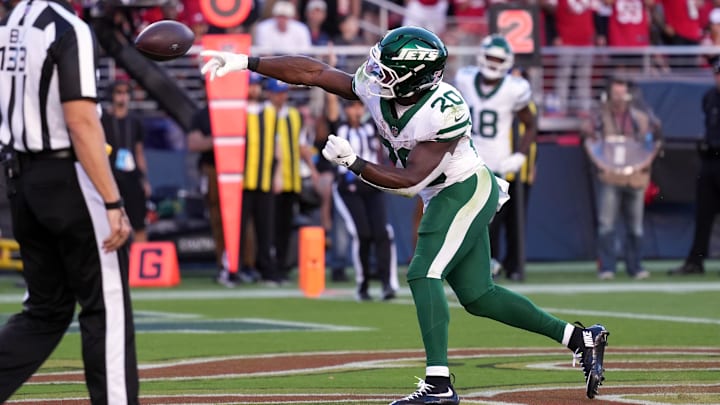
[455,34,537,281]
[201,26,609,404]
[455,34,536,176]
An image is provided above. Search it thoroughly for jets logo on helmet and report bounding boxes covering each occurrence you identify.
[391,46,440,61]
[477,34,514,80]
[359,26,448,99]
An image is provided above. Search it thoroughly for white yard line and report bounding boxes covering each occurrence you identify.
[542,308,720,325]
[386,298,720,326]
[2,282,720,303]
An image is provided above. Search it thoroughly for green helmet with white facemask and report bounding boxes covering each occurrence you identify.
[477,34,514,80]
[360,26,448,99]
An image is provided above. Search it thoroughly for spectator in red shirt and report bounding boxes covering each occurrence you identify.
[698,0,718,29]
[655,0,703,44]
[544,0,596,115]
[452,0,488,38]
[607,0,653,70]
[608,0,652,46]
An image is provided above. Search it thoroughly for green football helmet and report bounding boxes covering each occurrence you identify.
[361,26,448,99]
[477,34,514,80]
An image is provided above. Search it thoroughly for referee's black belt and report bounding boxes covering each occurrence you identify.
[17,149,76,161]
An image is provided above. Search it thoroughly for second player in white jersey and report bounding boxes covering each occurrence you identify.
[455,66,532,172]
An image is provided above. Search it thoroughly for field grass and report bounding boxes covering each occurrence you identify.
[0,260,719,404]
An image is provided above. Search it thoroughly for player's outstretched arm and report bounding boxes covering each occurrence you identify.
[201,51,357,100]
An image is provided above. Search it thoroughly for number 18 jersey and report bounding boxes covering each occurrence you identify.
[454,67,531,173]
[353,66,483,203]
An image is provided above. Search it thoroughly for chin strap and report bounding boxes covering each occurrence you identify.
[359,152,452,197]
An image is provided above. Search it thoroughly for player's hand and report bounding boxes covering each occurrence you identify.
[498,152,526,175]
[200,50,249,80]
[322,134,357,168]
[103,208,131,253]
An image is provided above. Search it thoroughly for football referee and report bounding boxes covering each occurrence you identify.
[0,1,139,404]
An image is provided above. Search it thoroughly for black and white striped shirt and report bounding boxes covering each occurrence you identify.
[0,0,98,152]
[334,122,380,175]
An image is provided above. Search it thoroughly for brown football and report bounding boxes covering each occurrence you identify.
[134,20,194,62]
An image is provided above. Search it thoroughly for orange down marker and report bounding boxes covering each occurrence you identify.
[201,34,251,274]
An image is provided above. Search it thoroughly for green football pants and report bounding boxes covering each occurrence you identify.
[407,167,567,368]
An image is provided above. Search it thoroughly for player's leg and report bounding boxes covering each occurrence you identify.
[448,229,568,341]
[392,169,496,405]
[448,207,609,399]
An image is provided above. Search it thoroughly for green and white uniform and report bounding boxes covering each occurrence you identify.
[454,66,532,173]
[354,64,500,281]
[354,78,481,203]
[353,63,569,375]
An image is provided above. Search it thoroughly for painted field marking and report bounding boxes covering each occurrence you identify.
[12,348,720,404]
[526,359,720,371]
[389,298,720,326]
[26,348,720,384]
[1,311,373,335]
[64,311,373,334]
[543,307,720,325]
[3,282,720,304]
[463,383,720,405]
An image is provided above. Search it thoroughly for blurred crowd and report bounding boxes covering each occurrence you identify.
[3,0,719,55]
[0,0,720,53]
[37,0,720,52]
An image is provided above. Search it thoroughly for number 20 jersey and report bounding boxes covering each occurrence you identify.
[454,67,531,173]
[353,66,483,203]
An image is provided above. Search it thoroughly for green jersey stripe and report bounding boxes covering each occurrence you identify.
[437,118,470,135]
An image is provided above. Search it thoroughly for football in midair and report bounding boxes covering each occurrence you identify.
[134,20,194,62]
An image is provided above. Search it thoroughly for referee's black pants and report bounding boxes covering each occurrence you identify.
[0,155,139,404]
[333,181,392,294]
[241,189,277,281]
[686,159,720,265]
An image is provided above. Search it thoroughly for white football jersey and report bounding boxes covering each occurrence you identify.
[353,66,483,203]
[454,67,532,173]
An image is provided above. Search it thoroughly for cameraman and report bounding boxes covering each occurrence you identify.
[582,75,661,280]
